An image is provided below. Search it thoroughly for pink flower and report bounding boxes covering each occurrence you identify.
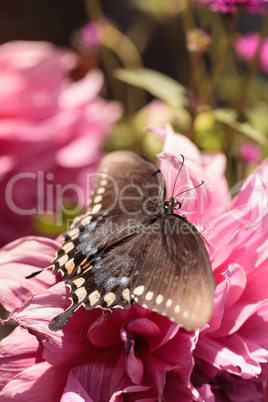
[238,142,261,164]
[79,22,103,51]
[157,126,268,400]
[0,41,121,247]
[149,125,230,225]
[234,33,268,74]
[198,0,268,14]
[1,126,268,400]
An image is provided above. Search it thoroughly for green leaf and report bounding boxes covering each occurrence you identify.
[115,68,188,108]
[213,108,267,145]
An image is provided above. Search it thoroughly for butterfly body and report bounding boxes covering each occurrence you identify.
[49,151,214,332]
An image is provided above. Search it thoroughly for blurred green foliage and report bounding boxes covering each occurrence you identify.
[84,0,267,187]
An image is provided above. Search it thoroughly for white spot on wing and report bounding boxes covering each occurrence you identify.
[58,254,69,266]
[94,195,103,204]
[166,299,172,308]
[100,179,108,186]
[73,277,85,287]
[75,287,87,303]
[133,285,145,296]
[175,305,180,314]
[62,242,74,253]
[81,215,92,225]
[89,290,101,306]
[67,227,80,238]
[156,295,164,305]
[122,288,130,302]
[104,292,116,306]
[91,204,102,214]
[145,291,154,301]
[183,311,189,318]
[97,187,105,195]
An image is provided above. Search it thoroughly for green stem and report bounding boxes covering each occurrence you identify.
[188,51,202,141]
[180,3,198,140]
[83,0,103,20]
[204,11,237,106]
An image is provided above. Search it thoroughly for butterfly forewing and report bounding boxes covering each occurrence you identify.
[49,151,214,332]
[50,151,165,280]
[88,150,165,217]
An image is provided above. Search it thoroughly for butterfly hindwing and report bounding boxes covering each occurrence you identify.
[49,213,150,331]
[130,215,214,331]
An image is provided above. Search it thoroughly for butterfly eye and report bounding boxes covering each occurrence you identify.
[173,199,178,207]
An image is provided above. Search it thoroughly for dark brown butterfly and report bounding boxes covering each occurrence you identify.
[48,151,214,332]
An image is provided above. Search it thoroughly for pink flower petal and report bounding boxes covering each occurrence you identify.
[194,383,215,402]
[110,383,153,402]
[121,323,145,384]
[201,152,229,215]
[231,160,268,211]
[59,70,104,109]
[204,274,230,333]
[0,326,42,390]
[238,300,268,362]
[0,361,68,401]
[153,125,202,164]
[155,330,196,387]
[88,304,151,348]
[0,237,58,311]
[149,319,179,352]
[0,41,121,246]
[195,333,261,379]
[165,373,198,401]
[62,349,126,401]
[8,282,101,365]
[208,266,267,337]
[223,264,247,309]
[61,371,94,402]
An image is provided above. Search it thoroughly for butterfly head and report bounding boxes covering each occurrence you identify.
[164,197,182,215]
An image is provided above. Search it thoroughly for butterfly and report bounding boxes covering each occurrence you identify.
[48,151,215,332]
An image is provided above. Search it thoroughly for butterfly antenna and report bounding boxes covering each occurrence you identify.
[172,154,184,197]
[174,180,204,198]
